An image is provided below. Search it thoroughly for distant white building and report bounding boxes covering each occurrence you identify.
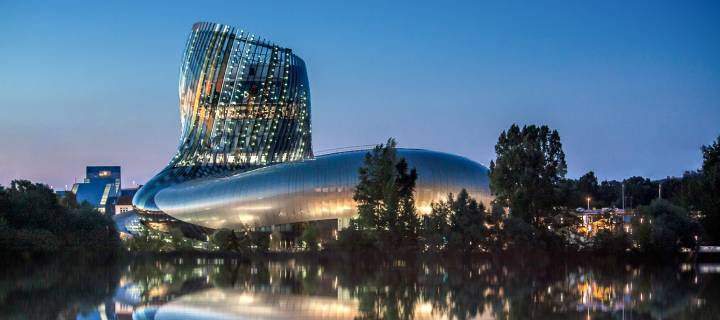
[115,195,134,214]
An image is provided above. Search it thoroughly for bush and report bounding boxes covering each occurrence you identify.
[501,217,536,247]
[3,228,60,252]
[124,233,168,252]
[209,228,259,253]
[333,228,377,253]
[593,229,630,254]
[300,224,319,250]
[633,199,701,254]
[250,231,270,252]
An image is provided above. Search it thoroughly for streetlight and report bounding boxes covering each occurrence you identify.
[586,197,591,211]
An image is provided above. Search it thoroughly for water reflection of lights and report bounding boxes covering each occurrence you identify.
[698,264,720,274]
[75,259,711,320]
[153,289,359,320]
[144,287,497,320]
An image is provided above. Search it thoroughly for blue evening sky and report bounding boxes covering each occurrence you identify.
[1,0,718,189]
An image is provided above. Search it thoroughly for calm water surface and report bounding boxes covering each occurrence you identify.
[2,254,718,319]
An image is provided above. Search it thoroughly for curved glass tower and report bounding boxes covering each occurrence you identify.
[134,22,492,231]
[174,22,312,170]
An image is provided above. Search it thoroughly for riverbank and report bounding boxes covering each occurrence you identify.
[118,244,696,268]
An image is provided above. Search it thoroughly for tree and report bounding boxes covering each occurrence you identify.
[421,190,488,253]
[0,186,9,233]
[59,191,79,209]
[596,180,621,208]
[485,202,506,247]
[700,136,720,241]
[351,138,419,249]
[447,190,487,252]
[169,228,193,251]
[421,196,452,252]
[4,180,67,234]
[125,232,168,252]
[300,223,319,250]
[555,176,621,209]
[250,231,270,252]
[210,228,251,253]
[593,229,630,254]
[577,171,599,200]
[555,179,583,209]
[0,180,120,253]
[396,159,420,246]
[68,203,121,251]
[500,217,536,247]
[489,124,567,225]
[622,176,658,208]
[678,171,705,211]
[633,199,701,254]
[659,176,683,204]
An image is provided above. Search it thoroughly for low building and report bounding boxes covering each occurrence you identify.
[115,195,134,214]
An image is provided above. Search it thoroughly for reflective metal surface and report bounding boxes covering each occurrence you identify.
[154,149,491,229]
[133,21,492,229]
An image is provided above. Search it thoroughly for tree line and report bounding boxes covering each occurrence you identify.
[335,127,719,256]
[490,124,718,251]
[0,180,121,253]
[4,126,716,256]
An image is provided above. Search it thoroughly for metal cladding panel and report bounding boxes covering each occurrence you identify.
[133,21,312,211]
[172,21,312,171]
[154,149,491,229]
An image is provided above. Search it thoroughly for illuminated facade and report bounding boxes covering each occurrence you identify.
[73,166,121,213]
[133,22,491,230]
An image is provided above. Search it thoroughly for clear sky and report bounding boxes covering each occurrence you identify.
[1,0,718,189]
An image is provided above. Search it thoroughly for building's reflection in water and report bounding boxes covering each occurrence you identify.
[97,257,716,320]
[155,289,359,320]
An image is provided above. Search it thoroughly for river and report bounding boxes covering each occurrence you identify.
[1,254,718,319]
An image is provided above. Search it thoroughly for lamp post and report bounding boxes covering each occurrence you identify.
[586,197,591,211]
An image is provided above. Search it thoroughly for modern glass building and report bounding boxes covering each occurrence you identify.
[133,22,491,232]
[72,165,121,213]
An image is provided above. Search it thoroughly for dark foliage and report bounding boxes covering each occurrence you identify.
[347,138,420,251]
[0,180,121,253]
[633,199,701,255]
[489,124,567,224]
[697,136,720,243]
[420,190,488,253]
